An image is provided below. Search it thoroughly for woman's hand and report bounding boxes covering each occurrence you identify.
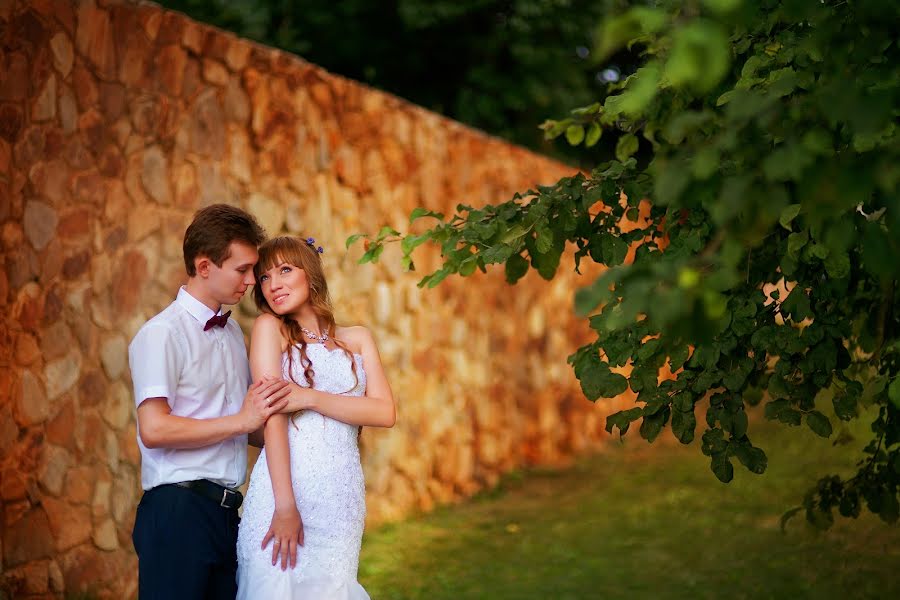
[261,506,304,570]
[282,381,315,413]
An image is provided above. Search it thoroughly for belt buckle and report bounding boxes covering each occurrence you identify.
[220,488,232,508]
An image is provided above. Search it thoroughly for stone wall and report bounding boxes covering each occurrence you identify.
[0,1,632,597]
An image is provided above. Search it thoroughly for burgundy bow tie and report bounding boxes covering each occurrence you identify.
[204,310,232,331]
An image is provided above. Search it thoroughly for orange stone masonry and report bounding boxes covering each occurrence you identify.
[0,1,634,597]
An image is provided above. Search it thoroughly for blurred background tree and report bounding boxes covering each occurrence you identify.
[159,0,631,164]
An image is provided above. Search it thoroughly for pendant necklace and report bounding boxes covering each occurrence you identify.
[300,325,328,344]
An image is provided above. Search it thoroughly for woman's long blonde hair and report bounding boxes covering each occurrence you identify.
[253,236,358,395]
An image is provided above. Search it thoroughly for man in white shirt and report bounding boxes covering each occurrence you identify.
[129,204,291,600]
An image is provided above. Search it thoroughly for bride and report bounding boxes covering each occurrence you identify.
[236,235,395,599]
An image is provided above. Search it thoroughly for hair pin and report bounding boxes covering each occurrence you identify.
[306,237,324,254]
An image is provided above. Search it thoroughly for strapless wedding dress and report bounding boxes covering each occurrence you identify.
[236,344,369,599]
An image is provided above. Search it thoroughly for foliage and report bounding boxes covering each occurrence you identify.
[159,0,611,160]
[351,0,900,527]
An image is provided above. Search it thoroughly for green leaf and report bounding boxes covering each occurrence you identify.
[409,208,445,224]
[615,134,639,162]
[459,257,477,277]
[733,443,768,474]
[779,204,801,231]
[763,143,813,181]
[541,118,571,141]
[665,21,731,93]
[824,250,851,279]
[375,226,400,241]
[480,244,515,264]
[535,227,554,254]
[601,236,628,266]
[806,411,833,438]
[888,377,900,409]
[662,111,712,144]
[500,224,527,243]
[767,67,798,98]
[618,63,661,116]
[701,428,728,455]
[691,146,720,179]
[570,102,602,117]
[401,234,430,255]
[653,160,690,205]
[671,408,696,444]
[595,7,666,60]
[359,243,385,264]
[731,409,748,438]
[504,254,529,284]
[532,241,563,280]
[832,390,858,421]
[781,286,811,321]
[585,123,602,148]
[861,222,895,279]
[711,453,734,483]
[765,399,802,426]
[786,230,808,260]
[573,350,629,401]
[640,408,670,443]
[801,129,833,155]
[780,506,803,532]
[605,407,644,436]
[424,267,451,288]
[669,345,690,371]
[716,89,736,106]
[565,125,585,146]
[345,233,367,249]
[809,243,829,260]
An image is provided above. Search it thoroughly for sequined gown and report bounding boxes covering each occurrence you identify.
[236,344,369,600]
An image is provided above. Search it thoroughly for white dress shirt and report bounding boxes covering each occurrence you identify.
[129,287,252,490]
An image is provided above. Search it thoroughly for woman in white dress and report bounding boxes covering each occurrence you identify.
[236,235,395,599]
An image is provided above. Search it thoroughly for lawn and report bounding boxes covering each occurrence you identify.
[359,411,900,599]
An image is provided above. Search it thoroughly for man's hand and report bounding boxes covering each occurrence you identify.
[239,378,291,434]
[261,506,304,570]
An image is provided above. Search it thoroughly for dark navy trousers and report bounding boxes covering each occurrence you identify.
[133,484,240,600]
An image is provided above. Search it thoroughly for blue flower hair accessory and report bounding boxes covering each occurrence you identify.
[305,237,324,254]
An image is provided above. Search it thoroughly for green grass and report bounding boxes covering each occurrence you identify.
[359,412,900,599]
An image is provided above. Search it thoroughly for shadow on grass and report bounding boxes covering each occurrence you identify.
[359,410,900,599]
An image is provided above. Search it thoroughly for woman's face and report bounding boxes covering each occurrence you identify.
[257,260,311,316]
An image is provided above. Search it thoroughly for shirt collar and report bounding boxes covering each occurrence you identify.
[176,287,225,328]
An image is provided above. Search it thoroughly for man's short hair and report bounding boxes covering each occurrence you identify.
[183,204,267,276]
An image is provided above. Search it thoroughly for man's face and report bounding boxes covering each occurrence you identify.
[206,241,259,306]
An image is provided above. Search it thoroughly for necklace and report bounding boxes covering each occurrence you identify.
[299,325,328,343]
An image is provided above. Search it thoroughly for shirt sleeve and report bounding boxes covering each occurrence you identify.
[228,320,254,389]
[128,323,183,408]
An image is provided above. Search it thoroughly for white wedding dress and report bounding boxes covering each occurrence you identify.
[237,344,370,599]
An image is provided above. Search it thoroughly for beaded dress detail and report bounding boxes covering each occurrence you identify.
[236,344,369,600]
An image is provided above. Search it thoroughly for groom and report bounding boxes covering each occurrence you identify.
[129,204,291,599]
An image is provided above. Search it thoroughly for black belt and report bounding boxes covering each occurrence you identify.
[173,479,243,509]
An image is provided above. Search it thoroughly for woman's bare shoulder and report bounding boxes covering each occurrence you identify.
[252,312,283,332]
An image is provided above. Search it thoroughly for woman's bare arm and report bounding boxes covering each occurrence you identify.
[281,326,395,428]
[250,314,303,570]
